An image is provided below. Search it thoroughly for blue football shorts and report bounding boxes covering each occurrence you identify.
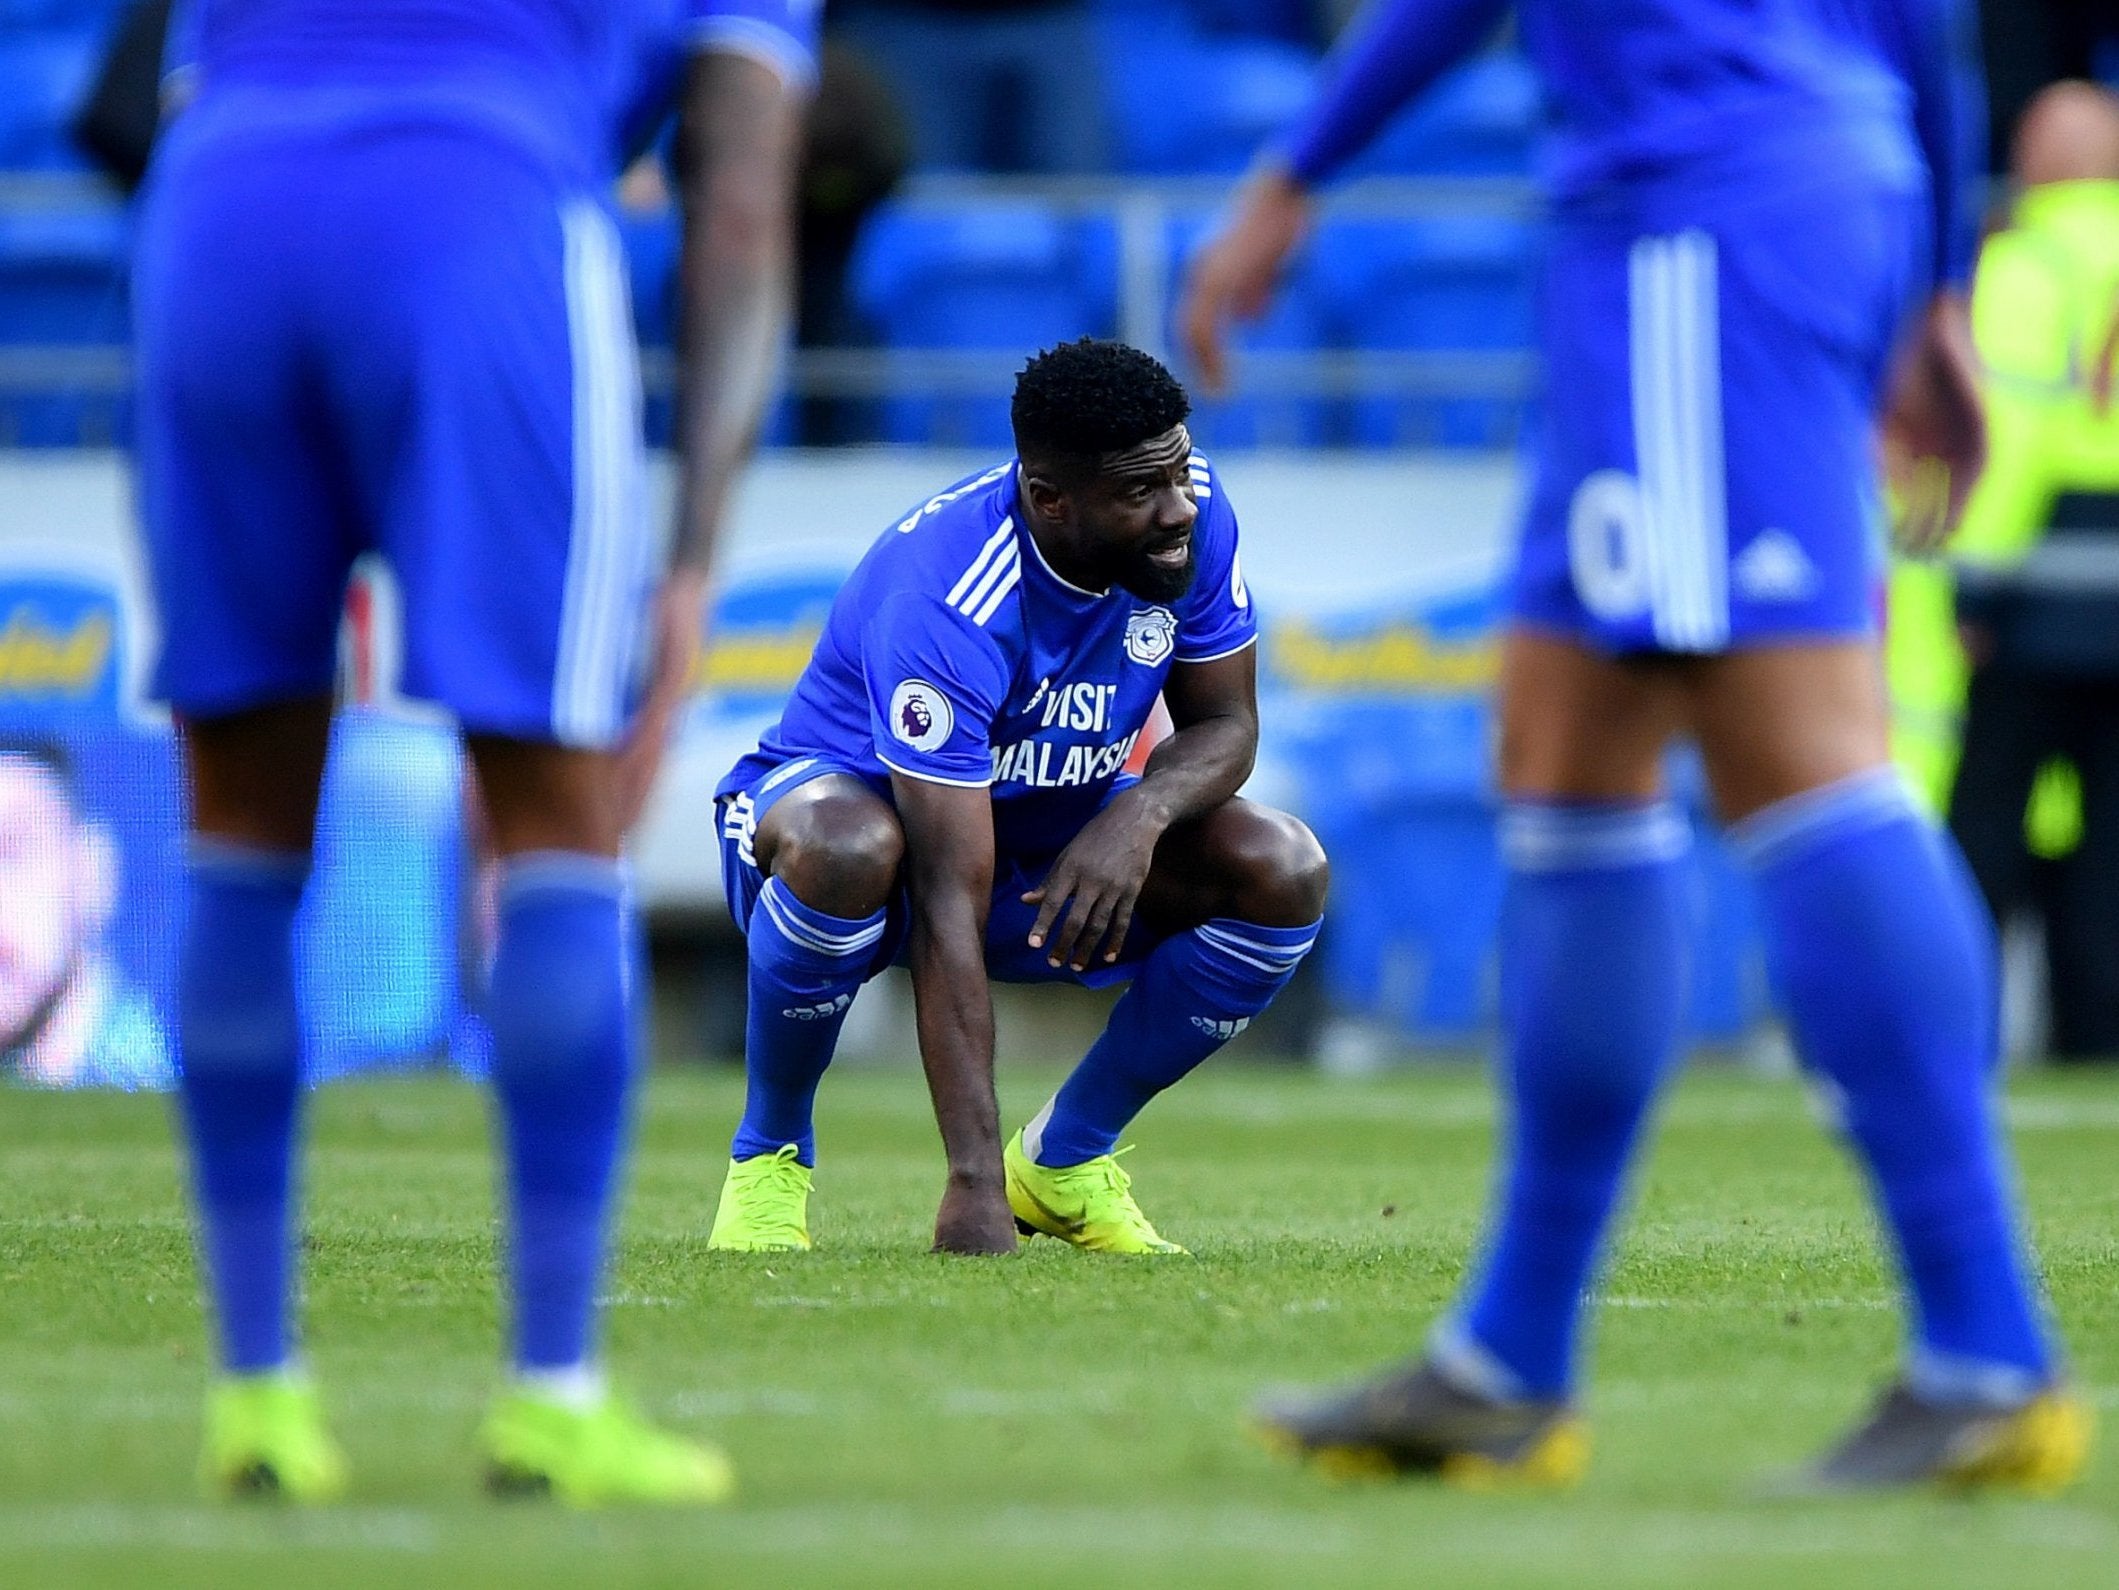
[715,755,1163,989]
[133,116,652,747]
[1512,177,1925,655]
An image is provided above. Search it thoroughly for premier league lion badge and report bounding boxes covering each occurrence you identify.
[888,680,954,752]
[1123,607,1177,667]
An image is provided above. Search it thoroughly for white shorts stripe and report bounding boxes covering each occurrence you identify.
[1664,236,1703,645]
[555,201,649,745]
[1668,234,1709,646]
[1627,238,1675,651]
[757,755,823,795]
[1628,230,1729,653]
[1686,233,1729,646]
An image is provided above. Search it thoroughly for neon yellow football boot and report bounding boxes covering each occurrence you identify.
[1255,1357,1588,1491]
[481,1391,735,1506]
[199,1372,350,1503]
[1004,1132,1186,1254]
[707,1143,813,1252]
[1779,1381,2093,1495]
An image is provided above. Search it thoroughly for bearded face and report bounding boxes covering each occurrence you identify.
[1116,531,1197,604]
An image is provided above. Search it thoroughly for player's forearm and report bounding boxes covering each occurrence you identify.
[670,50,803,576]
[1126,712,1257,834]
[906,907,1003,1184]
[1280,0,1511,187]
[1884,0,1986,289]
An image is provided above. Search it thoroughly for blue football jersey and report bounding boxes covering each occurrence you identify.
[167,0,819,181]
[720,456,1258,857]
[1285,0,1982,282]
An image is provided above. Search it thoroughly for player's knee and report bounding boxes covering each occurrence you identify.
[1225,807,1329,926]
[771,807,904,919]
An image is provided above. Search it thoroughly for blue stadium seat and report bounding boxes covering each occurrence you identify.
[0,31,101,171]
[615,204,679,351]
[301,708,468,1081]
[1345,53,1542,178]
[1183,0,1320,44]
[1290,690,1501,1041]
[611,202,817,447]
[1280,644,1504,1043]
[1165,214,1337,449]
[757,392,801,448]
[1101,19,1317,174]
[1309,212,1536,448]
[850,202,1117,447]
[1314,793,1504,1041]
[0,204,130,445]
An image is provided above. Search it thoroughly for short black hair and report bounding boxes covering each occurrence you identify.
[1011,339,1190,467]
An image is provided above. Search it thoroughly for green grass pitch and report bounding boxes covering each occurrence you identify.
[5,1061,2119,1588]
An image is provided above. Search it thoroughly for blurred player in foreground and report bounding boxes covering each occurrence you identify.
[0,742,169,1090]
[708,340,1326,1256]
[132,0,813,1504]
[1183,0,2090,1492]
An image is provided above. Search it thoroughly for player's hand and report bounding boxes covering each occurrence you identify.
[1178,163,1313,396]
[932,1176,1018,1256]
[1022,790,1165,973]
[613,567,708,836]
[1882,291,1987,556]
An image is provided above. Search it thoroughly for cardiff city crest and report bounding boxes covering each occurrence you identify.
[1123,607,1177,667]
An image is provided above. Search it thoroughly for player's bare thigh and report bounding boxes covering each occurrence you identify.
[751,773,905,919]
[183,701,638,860]
[182,696,337,850]
[1498,628,1685,800]
[1135,797,1328,932]
[1501,627,1893,821]
[1682,640,1893,823]
[465,735,628,860]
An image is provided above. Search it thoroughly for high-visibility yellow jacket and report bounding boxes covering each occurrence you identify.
[1886,180,2119,848]
[1959,181,2119,564]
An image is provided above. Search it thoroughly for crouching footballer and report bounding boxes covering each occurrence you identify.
[709,338,1327,1255]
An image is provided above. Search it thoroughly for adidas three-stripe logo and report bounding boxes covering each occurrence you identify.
[945,516,1021,627]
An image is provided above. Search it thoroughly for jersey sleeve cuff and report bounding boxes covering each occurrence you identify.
[690,17,819,93]
[1173,633,1259,665]
[876,753,993,789]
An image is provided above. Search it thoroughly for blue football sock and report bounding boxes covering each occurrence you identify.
[1736,770,2055,1402]
[177,840,310,1376]
[1026,917,1320,1168]
[732,877,884,1165]
[1449,802,1691,1400]
[487,852,638,1375]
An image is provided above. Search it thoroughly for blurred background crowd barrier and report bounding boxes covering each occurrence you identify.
[2,0,2111,1084]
